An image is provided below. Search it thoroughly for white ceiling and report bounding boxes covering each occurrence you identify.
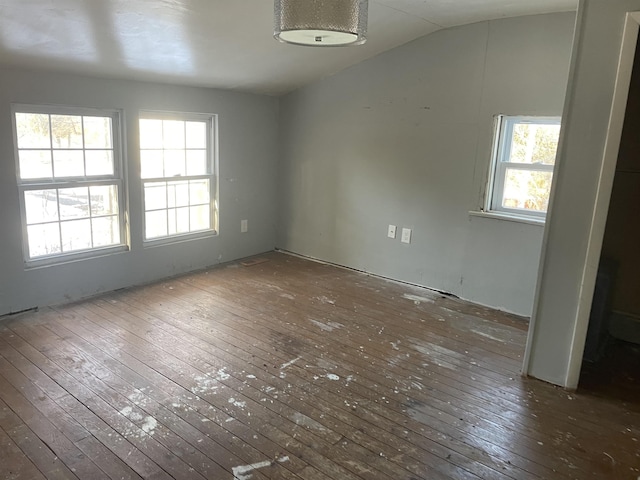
[0,0,577,96]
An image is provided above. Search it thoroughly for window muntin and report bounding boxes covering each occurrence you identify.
[489,116,561,218]
[14,106,126,265]
[139,114,216,241]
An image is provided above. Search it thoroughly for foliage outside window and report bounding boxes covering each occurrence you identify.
[14,105,126,265]
[139,113,217,241]
[488,115,561,219]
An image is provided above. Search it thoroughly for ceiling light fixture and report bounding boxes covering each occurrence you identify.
[274,0,368,47]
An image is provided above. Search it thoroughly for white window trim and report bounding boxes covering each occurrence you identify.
[484,115,561,221]
[139,111,219,245]
[12,104,129,268]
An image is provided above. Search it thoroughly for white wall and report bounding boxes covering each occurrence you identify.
[526,0,640,387]
[0,69,279,315]
[278,13,576,316]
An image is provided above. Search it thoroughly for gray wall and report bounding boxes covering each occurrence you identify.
[278,13,576,316]
[526,0,640,387]
[0,69,279,315]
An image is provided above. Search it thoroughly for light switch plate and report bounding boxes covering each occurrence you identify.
[401,228,411,244]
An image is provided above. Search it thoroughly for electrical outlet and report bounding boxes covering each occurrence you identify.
[401,228,412,244]
[241,219,248,233]
[387,224,397,239]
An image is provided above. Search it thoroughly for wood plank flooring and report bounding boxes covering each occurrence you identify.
[0,251,638,479]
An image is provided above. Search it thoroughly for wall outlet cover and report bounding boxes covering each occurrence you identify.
[388,224,397,238]
[401,228,412,244]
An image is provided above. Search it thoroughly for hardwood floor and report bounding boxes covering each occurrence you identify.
[0,251,638,479]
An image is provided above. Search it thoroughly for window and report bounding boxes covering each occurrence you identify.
[13,105,126,265]
[139,113,217,241]
[487,115,561,219]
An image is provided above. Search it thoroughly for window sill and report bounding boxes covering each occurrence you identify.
[143,229,218,248]
[468,210,546,226]
[25,244,130,270]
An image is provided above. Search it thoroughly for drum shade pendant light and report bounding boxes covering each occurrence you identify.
[274,0,368,47]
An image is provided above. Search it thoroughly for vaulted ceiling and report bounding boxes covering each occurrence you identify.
[0,0,577,95]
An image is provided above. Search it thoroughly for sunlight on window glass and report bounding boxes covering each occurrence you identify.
[509,123,560,165]
[19,150,53,179]
[27,223,61,257]
[85,150,114,176]
[140,116,213,239]
[51,115,83,149]
[83,116,112,149]
[16,108,122,260]
[61,218,92,252]
[502,169,553,212]
[140,119,162,149]
[15,113,50,149]
[24,190,59,224]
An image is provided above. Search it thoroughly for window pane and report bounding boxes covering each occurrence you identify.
[190,179,209,205]
[167,181,189,208]
[168,207,190,235]
[144,182,167,210]
[51,115,83,149]
[53,150,84,177]
[163,120,185,149]
[141,150,164,178]
[61,219,92,252]
[502,169,553,212]
[83,116,113,148]
[90,185,119,216]
[85,150,114,176]
[16,113,50,148]
[146,210,167,239]
[19,150,53,179]
[186,150,207,175]
[509,123,560,165]
[59,187,90,220]
[164,150,186,177]
[140,119,162,149]
[24,189,58,224]
[92,216,120,247]
[27,223,61,257]
[186,121,206,148]
[190,205,210,231]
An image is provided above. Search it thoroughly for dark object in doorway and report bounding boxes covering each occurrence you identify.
[583,258,617,362]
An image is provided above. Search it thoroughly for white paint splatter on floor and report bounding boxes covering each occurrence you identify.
[280,293,295,300]
[119,406,158,438]
[192,375,219,395]
[470,327,509,343]
[326,374,340,381]
[232,456,290,480]
[228,397,247,409]
[292,412,328,432]
[411,341,463,371]
[402,293,435,305]
[141,417,157,434]
[280,356,302,370]
[310,319,344,332]
[316,296,336,305]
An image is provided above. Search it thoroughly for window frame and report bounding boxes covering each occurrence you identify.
[486,115,561,220]
[139,111,218,245]
[12,103,129,268]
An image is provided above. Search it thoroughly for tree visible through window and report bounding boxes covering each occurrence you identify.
[489,116,561,218]
[14,106,126,263]
[139,113,216,241]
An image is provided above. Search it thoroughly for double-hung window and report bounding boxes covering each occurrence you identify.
[13,105,127,265]
[488,115,561,219]
[139,113,217,241]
